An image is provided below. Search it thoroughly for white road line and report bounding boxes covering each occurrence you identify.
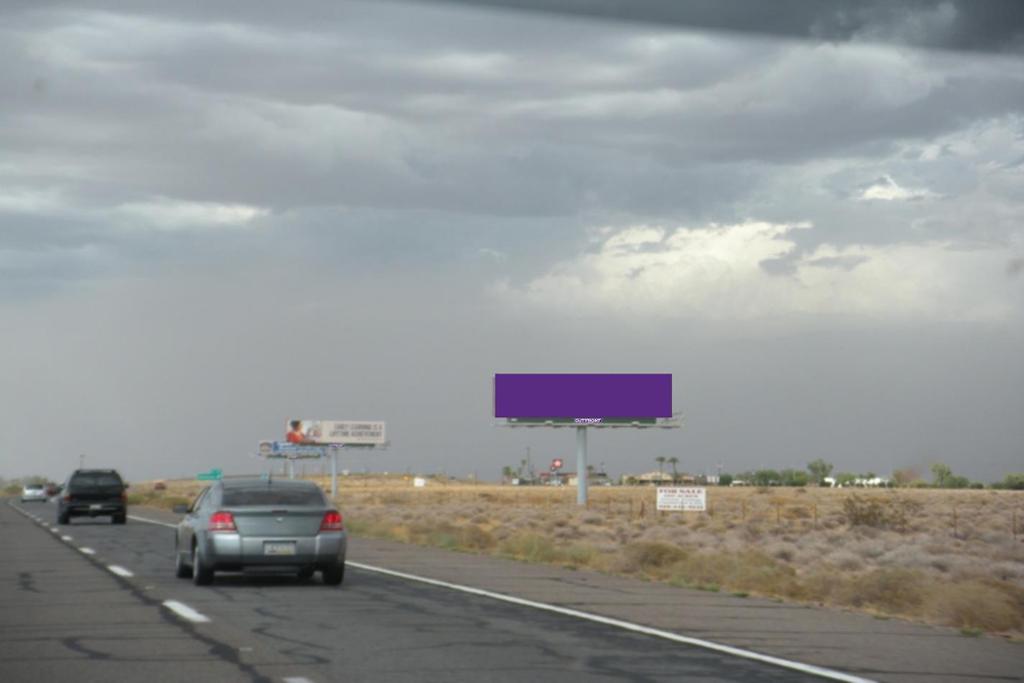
[128,514,176,528]
[125,513,870,682]
[61,535,73,542]
[108,565,134,578]
[283,678,315,683]
[79,547,95,555]
[347,563,875,683]
[162,600,211,624]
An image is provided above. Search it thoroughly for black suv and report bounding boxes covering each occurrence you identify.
[58,469,128,525]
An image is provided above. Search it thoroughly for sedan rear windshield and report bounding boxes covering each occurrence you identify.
[222,487,324,507]
[71,474,123,488]
[25,484,44,490]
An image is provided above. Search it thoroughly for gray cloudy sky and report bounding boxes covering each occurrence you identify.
[1,0,1022,484]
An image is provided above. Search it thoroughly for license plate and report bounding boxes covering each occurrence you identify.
[263,542,296,556]
[89,504,102,510]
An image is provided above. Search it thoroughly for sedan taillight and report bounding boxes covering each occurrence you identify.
[320,510,343,532]
[208,511,237,532]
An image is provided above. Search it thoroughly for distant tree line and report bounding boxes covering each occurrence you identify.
[707,459,1024,490]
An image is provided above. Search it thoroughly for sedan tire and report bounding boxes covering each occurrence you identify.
[192,544,214,586]
[322,563,345,586]
[175,548,193,579]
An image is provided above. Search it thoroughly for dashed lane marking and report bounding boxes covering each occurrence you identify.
[162,600,211,624]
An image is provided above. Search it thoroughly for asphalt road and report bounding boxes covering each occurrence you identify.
[0,499,842,683]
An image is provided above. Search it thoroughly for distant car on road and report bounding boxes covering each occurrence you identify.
[57,469,128,524]
[20,483,48,503]
[173,478,346,586]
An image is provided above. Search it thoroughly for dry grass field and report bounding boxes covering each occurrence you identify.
[132,476,1024,639]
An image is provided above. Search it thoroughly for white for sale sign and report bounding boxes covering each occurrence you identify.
[656,487,706,511]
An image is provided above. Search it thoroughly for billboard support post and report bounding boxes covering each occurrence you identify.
[576,426,588,506]
[331,449,338,498]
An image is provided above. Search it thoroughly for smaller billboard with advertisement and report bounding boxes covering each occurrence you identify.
[656,487,706,512]
[286,420,387,445]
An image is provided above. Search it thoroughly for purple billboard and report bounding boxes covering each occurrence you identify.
[494,374,672,420]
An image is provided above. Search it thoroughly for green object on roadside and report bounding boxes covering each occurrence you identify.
[196,468,222,481]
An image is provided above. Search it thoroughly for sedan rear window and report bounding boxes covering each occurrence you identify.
[71,474,123,488]
[26,484,44,490]
[222,487,324,507]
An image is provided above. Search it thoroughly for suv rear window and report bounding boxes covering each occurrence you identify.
[222,487,324,506]
[71,473,123,488]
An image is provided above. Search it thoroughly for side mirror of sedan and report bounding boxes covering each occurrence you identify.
[172,504,189,514]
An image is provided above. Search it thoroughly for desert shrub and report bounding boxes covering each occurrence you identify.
[843,494,921,531]
[125,493,145,506]
[672,550,798,597]
[499,533,562,563]
[929,581,1023,632]
[836,568,926,613]
[565,544,598,567]
[622,542,687,572]
[766,542,795,562]
[456,525,497,551]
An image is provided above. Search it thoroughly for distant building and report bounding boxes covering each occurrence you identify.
[629,471,675,485]
[544,471,611,486]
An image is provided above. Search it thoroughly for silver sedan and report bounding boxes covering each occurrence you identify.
[173,478,347,586]
[21,483,48,503]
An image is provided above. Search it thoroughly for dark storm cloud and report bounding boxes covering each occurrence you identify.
[413,0,1024,52]
[0,0,1021,485]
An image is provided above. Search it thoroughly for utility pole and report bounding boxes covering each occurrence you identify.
[576,426,588,506]
[79,454,85,469]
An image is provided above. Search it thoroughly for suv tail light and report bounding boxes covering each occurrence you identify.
[208,511,237,532]
[319,510,343,532]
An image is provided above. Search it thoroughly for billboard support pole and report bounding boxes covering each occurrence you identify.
[576,426,588,506]
[331,449,338,498]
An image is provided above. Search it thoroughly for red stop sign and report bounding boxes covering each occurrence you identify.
[552,458,563,470]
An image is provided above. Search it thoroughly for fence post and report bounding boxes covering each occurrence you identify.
[813,504,818,528]
[952,506,958,539]
[741,500,746,521]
